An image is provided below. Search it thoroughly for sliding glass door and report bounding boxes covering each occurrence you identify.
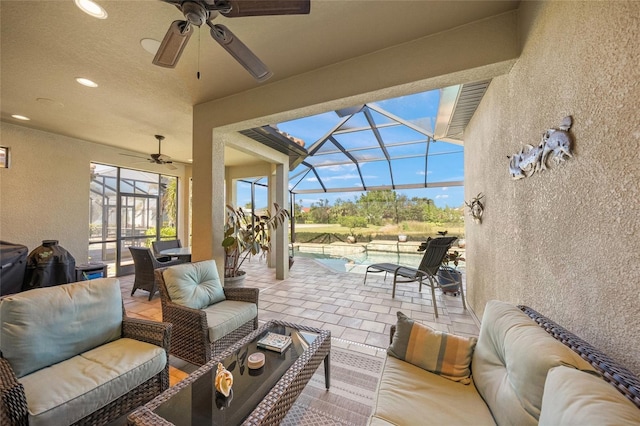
[89,164,178,276]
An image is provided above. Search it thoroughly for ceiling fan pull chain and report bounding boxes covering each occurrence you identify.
[197,26,201,80]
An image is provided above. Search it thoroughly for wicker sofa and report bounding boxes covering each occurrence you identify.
[369,300,640,425]
[0,278,171,426]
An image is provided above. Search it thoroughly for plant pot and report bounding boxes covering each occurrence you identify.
[437,266,462,295]
[398,234,407,242]
[224,270,246,287]
[346,235,356,244]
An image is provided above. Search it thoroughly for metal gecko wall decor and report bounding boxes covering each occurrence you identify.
[508,116,574,180]
[465,193,485,224]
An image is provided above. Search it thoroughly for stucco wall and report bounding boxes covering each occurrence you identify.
[0,123,189,266]
[465,1,640,374]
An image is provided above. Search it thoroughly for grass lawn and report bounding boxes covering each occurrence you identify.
[294,221,465,240]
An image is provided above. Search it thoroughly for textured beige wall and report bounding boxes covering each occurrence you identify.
[465,1,640,374]
[0,123,189,265]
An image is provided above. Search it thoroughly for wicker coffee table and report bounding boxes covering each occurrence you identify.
[127,320,331,426]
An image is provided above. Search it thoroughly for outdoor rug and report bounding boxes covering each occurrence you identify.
[282,342,385,426]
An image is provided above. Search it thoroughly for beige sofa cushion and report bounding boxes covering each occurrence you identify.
[388,311,477,384]
[19,338,166,426]
[369,356,495,426]
[472,300,596,426]
[539,366,640,426]
[163,260,226,309]
[203,300,257,342]
[0,278,122,378]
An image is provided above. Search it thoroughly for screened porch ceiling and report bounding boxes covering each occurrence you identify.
[241,80,490,195]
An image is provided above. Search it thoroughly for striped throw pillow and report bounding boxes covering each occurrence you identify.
[387,311,477,384]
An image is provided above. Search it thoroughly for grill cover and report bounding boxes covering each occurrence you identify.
[0,241,28,296]
[23,240,76,291]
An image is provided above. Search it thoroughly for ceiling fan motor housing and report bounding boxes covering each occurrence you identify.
[181,2,208,26]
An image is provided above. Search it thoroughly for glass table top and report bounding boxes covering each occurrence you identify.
[152,322,320,425]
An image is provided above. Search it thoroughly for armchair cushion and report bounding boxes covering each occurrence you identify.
[19,338,166,426]
[163,260,226,309]
[387,311,477,384]
[203,300,258,343]
[539,365,640,425]
[0,278,122,378]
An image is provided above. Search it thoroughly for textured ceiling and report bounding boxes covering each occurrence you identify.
[0,1,519,164]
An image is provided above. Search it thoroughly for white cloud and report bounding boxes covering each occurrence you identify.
[435,194,450,199]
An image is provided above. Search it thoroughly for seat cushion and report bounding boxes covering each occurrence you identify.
[369,356,496,426]
[203,300,258,342]
[19,338,166,426]
[163,260,226,309]
[539,366,640,426]
[388,311,477,384]
[0,278,122,378]
[471,300,597,426]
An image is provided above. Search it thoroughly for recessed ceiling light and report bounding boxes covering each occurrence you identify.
[141,38,161,55]
[74,0,108,19]
[11,115,31,121]
[76,77,99,88]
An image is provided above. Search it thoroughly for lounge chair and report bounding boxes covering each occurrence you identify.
[363,236,460,317]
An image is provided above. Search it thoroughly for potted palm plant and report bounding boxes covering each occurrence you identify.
[222,203,290,286]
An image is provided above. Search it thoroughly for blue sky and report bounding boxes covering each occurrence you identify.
[237,89,465,209]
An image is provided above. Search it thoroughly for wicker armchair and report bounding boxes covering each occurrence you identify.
[0,279,171,426]
[156,260,259,366]
[129,246,185,301]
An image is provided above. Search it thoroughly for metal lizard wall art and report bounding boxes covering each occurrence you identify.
[508,116,574,180]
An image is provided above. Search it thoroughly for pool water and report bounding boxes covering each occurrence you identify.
[293,250,465,275]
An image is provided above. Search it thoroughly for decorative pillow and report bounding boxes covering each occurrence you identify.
[387,311,477,384]
[163,260,226,309]
[539,365,640,425]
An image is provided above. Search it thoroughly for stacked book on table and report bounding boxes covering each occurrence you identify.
[257,332,292,353]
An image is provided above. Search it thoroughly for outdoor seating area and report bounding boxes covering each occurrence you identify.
[1,1,638,425]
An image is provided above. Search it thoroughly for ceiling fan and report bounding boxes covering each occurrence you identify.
[153,0,311,82]
[120,135,178,170]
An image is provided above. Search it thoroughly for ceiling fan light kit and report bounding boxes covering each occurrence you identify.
[154,0,310,81]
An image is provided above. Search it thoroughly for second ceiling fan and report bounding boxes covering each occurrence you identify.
[153,0,311,82]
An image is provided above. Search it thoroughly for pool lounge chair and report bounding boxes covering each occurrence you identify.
[363,236,459,317]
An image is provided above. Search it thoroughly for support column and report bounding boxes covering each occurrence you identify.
[275,163,289,279]
[192,127,226,276]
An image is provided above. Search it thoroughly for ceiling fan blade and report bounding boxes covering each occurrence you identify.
[166,163,178,170]
[157,154,171,162]
[219,0,310,17]
[153,20,193,68]
[209,24,272,82]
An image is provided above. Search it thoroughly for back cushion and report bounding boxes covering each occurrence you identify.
[471,300,596,426]
[539,366,640,425]
[0,278,123,378]
[163,260,226,309]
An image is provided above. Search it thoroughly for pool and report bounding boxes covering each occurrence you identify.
[292,249,465,274]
